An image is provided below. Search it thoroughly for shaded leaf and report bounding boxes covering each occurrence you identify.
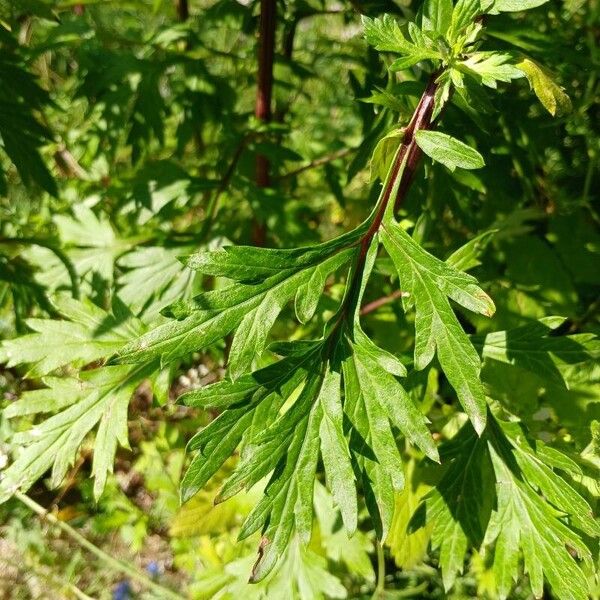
[475,317,600,388]
[0,362,158,501]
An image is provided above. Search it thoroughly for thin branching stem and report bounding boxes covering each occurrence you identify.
[0,236,80,299]
[15,491,185,600]
[374,541,386,598]
[275,147,355,181]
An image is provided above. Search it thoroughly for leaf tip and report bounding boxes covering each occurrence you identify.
[482,294,496,318]
[249,536,271,583]
[472,412,487,436]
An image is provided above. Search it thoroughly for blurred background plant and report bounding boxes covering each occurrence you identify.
[0,0,598,598]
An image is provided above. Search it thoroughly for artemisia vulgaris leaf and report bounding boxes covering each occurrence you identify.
[381,217,495,433]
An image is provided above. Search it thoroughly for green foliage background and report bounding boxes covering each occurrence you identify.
[0,0,598,598]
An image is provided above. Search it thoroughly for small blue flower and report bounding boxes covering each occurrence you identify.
[146,561,160,578]
[113,580,131,600]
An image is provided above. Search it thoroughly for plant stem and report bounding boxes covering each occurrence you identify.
[275,147,355,180]
[351,74,440,308]
[15,491,185,600]
[360,290,406,316]
[364,73,439,252]
[199,135,249,240]
[176,0,189,21]
[253,0,277,246]
[374,541,386,598]
[326,73,441,337]
[255,0,276,134]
